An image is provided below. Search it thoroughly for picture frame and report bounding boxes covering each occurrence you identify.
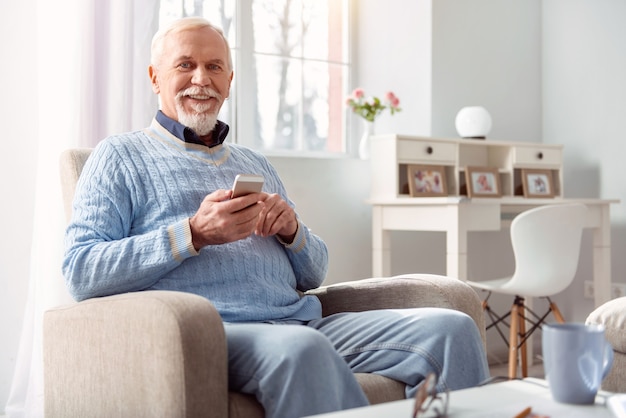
[522,169,555,198]
[407,165,448,197]
[465,166,502,198]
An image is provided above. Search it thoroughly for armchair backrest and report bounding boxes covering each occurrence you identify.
[59,148,93,222]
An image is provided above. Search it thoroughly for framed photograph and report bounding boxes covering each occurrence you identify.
[522,169,555,198]
[407,165,448,197]
[465,166,502,198]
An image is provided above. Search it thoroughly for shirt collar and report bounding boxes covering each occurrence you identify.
[155,110,230,147]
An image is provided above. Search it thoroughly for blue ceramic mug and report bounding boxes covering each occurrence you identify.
[542,323,613,404]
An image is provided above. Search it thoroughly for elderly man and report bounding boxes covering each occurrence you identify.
[63,17,489,418]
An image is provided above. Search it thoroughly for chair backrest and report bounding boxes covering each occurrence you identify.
[501,203,588,297]
[59,148,94,222]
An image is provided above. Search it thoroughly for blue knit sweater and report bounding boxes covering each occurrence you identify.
[63,119,328,323]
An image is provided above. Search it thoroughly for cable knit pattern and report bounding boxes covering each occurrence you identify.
[63,119,327,322]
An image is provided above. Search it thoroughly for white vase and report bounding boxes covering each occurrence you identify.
[359,121,374,159]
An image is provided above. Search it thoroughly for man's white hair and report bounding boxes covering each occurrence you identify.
[150,17,233,70]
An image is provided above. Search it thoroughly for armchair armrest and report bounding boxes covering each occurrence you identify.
[307,274,486,347]
[44,290,227,418]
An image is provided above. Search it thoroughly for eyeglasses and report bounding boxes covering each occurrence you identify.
[412,373,449,418]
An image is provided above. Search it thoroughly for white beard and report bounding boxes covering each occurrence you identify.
[175,87,222,136]
[177,105,218,136]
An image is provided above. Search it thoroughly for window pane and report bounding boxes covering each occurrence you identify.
[303,61,329,151]
[251,0,333,61]
[253,55,301,150]
[301,0,330,61]
[252,0,302,57]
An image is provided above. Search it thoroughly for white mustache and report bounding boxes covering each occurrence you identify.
[177,87,222,102]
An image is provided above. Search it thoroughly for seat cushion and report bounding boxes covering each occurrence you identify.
[228,392,264,418]
[227,374,405,418]
[586,296,626,393]
[586,296,626,353]
[354,373,406,404]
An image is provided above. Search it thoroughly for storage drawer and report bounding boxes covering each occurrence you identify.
[513,146,562,166]
[397,139,456,164]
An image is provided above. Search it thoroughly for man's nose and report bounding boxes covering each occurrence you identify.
[191,67,212,86]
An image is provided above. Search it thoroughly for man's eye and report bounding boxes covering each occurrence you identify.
[209,64,223,72]
[179,62,192,69]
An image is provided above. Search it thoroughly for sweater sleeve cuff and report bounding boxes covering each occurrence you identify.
[277,221,306,253]
[167,218,200,262]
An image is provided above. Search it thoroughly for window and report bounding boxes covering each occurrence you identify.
[159,0,351,155]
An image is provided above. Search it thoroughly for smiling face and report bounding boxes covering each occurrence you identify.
[149,24,233,137]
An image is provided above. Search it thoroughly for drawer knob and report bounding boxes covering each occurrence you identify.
[537,152,543,160]
[426,146,433,155]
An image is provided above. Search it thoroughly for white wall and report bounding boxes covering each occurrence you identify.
[540,0,626,342]
[268,157,374,283]
[0,2,38,413]
[3,0,626,412]
[431,0,543,142]
[353,0,433,137]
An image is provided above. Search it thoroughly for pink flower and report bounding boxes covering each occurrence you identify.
[346,88,401,122]
[385,92,400,109]
[353,88,365,99]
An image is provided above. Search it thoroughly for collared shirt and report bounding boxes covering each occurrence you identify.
[155,110,230,147]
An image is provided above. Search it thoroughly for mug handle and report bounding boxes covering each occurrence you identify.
[603,342,614,380]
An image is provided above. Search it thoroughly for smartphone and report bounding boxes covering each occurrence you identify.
[231,174,264,198]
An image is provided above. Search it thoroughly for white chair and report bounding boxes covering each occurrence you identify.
[466,203,587,379]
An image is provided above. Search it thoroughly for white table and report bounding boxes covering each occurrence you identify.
[370,197,618,307]
[305,378,614,417]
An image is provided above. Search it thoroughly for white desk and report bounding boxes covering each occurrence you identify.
[370,197,618,307]
[305,378,614,417]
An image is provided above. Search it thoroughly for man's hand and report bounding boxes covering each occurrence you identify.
[189,189,265,250]
[255,193,298,244]
[189,190,298,251]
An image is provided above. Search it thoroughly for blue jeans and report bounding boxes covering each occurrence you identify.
[225,308,489,418]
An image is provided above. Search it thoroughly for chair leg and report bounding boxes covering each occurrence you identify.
[550,301,565,323]
[508,302,520,379]
[518,300,528,378]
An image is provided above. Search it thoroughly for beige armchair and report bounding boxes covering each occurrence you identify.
[44,148,486,418]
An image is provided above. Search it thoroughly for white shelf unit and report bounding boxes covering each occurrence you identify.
[369,134,563,199]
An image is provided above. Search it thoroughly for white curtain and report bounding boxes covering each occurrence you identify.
[6,0,159,416]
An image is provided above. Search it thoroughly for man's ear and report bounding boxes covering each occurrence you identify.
[148,65,160,94]
[226,71,234,98]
